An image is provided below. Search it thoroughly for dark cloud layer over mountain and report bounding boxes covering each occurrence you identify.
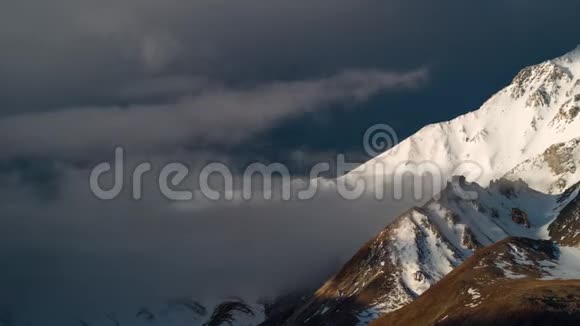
[0,0,580,324]
[2,0,579,116]
[0,0,578,164]
[0,69,427,159]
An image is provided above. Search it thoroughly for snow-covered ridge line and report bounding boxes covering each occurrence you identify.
[278,177,580,326]
[345,46,580,193]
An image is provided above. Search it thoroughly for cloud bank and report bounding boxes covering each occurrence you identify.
[0,167,425,325]
[0,69,427,159]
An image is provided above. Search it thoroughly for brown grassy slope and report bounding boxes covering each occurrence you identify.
[371,237,580,326]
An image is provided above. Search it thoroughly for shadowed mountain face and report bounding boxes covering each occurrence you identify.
[371,237,580,326]
[275,208,457,326]
[550,187,580,246]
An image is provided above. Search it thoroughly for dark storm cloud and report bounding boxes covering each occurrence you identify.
[0,68,427,160]
[0,0,578,161]
[1,0,578,158]
[0,0,405,113]
[1,0,578,114]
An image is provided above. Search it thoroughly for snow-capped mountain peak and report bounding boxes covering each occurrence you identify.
[346,47,580,192]
[271,47,580,326]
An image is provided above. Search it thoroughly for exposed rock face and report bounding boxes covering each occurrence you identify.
[526,87,551,108]
[461,226,480,250]
[549,184,580,247]
[550,98,580,127]
[511,208,530,228]
[544,140,579,175]
[258,294,308,326]
[511,66,535,99]
[505,138,580,194]
[511,61,573,105]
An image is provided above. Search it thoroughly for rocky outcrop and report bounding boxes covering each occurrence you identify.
[511,208,530,228]
[505,138,580,194]
[549,185,580,247]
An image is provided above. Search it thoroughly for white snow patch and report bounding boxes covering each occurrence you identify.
[467,287,481,300]
[496,260,527,279]
[542,246,580,280]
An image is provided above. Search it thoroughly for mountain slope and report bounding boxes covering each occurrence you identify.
[274,178,580,325]
[265,47,580,326]
[549,184,580,247]
[278,207,465,326]
[371,237,580,326]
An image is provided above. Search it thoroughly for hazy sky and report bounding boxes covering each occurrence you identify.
[0,0,580,324]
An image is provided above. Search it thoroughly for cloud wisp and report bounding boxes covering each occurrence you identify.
[0,69,427,160]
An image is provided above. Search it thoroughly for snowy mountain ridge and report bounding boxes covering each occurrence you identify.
[276,178,580,325]
[346,46,580,191]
